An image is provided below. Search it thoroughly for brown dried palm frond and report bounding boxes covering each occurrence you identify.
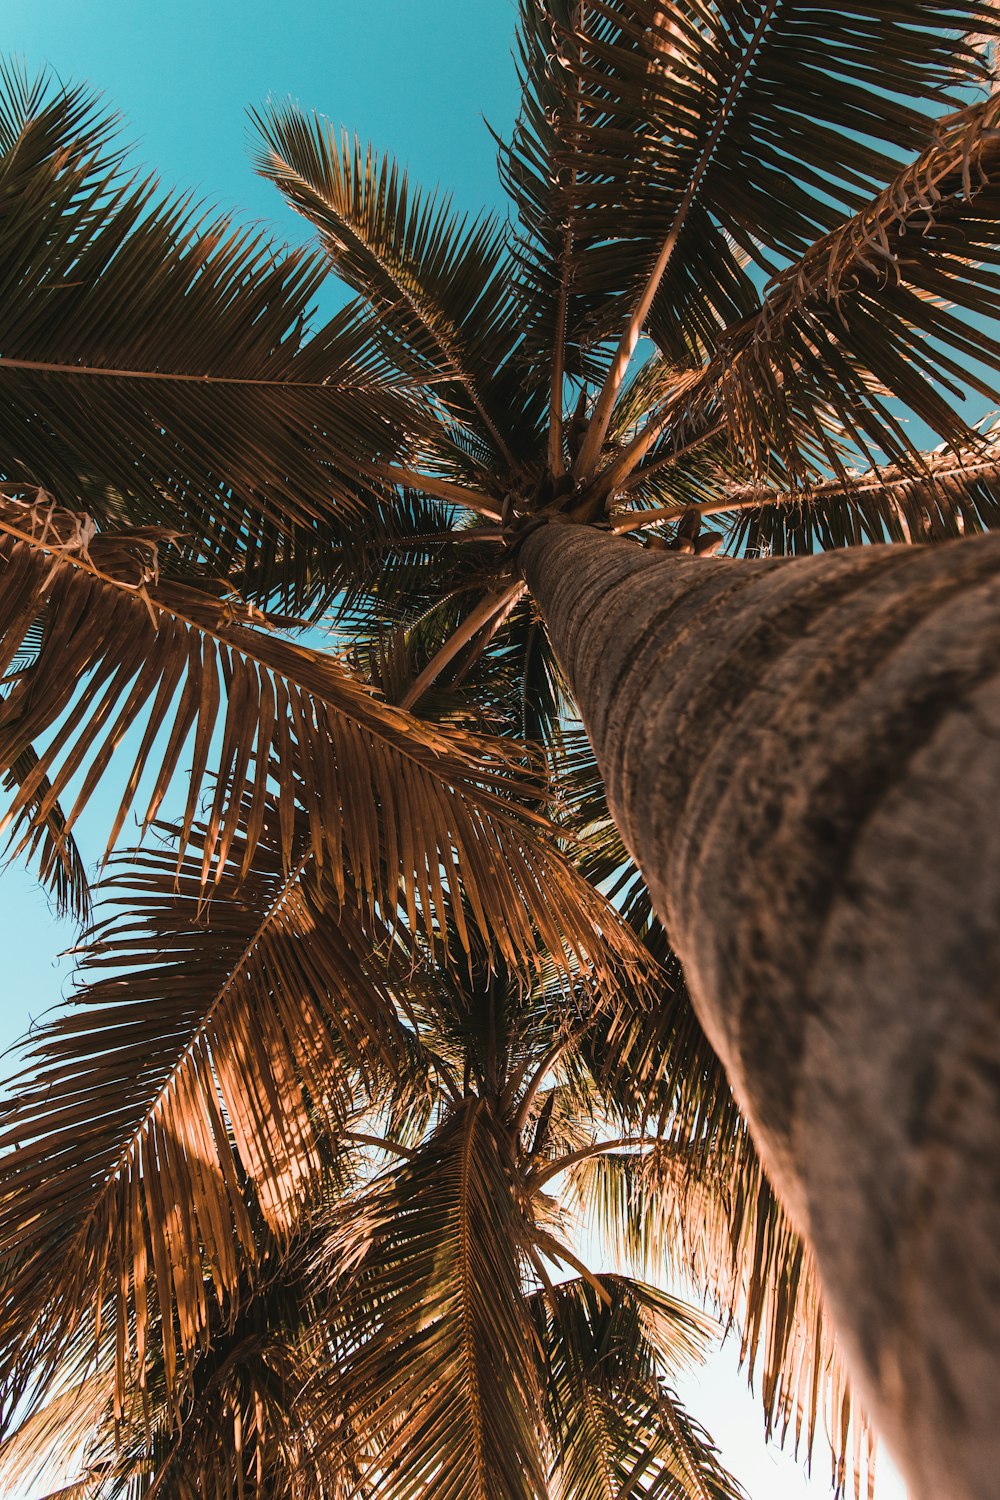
[0,491,644,980]
[533,1275,744,1500]
[0,809,396,1424]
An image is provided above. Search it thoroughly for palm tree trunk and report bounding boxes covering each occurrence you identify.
[519,520,1000,1500]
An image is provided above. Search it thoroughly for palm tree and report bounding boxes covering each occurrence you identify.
[0,818,764,1500]
[236,7,1000,1498]
[4,4,1000,1492]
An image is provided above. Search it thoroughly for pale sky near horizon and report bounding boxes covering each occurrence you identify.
[2,3,909,1497]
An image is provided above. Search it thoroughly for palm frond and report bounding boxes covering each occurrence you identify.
[0,66,414,611]
[1,738,91,922]
[0,809,397,1423]
[317,1098,547,1500]
[253,104,545,465]
[569,1136,875,1498]
[0,1377,108,1500]
[532,1275,743,1500]
[0,493,645,980]
[727,425,1000,555]
[502,0,758,384]
[653,91,1000,482]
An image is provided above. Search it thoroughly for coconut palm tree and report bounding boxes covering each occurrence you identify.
[0,814,759,1500]
[0,58,660,1494]
[5,5,1000,1493]
[236,7,1000,1498]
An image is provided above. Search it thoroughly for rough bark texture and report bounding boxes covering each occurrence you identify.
[520,521,1000,1500]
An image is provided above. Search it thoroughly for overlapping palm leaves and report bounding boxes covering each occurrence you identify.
[1,899,750,1500]
[247,3,1000,1488]
[6,0,1000,1492]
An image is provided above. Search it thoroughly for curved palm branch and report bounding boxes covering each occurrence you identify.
[252,105,546,466]
[0,64,418,612]
[317,1097,547,1500]
[0,491,643,979]
[725,424,1000,555]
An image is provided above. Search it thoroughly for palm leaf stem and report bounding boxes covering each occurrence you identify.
[509,1024,595,1131]
[399,583,526,710]
[75,844,313,1244]
[590,391,720,508]
[546,1,586,479]
[366,531,504,548]
[612,420,729,499]
[532,1226,612,1304]
[574,0,782,475]
[528,1137,666,1189]
[613,445,1000,534]
[0,355,365,392]
[378,466,502,518]
[344,1131,418,1160]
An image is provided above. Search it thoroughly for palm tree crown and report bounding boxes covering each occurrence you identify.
[3,3,1000,1495]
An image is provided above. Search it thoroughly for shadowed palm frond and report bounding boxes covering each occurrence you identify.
[726,426,1000,556]
[532,1275,743,1500]
[1,738,91,923]
[0,65,417,613]
[505,0,996,474]
[316,1097,547,1500]
[648,92,1000,484]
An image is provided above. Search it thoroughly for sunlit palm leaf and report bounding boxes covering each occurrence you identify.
[0,811,396,1421]
[318,1098,547,1500]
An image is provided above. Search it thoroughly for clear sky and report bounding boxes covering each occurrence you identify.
[2,3,909,1497]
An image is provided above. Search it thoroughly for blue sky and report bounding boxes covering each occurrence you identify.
[2,4,909,1497]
